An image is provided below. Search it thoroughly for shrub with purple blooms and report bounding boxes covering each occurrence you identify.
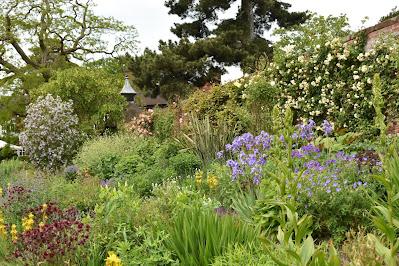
[221,116,382,243]
[225,131,272,187]
[222,118,335,187]
[20,94,83,170]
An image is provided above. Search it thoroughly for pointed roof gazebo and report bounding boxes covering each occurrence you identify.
[120,75,137,102]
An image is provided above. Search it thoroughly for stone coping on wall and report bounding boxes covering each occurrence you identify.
[345,15,399,50]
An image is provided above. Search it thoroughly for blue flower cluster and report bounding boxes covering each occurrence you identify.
[290,150,369,200]
[222,118,379,189]
[225,132,272,184]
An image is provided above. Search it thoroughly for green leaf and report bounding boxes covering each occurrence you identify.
[300,236,315,265]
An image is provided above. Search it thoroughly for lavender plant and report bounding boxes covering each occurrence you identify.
[20,94,82,170]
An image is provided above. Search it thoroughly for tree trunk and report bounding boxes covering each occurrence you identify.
[241,0,255,40]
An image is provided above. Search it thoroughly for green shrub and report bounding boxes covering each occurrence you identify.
[298,187,372,243]
[94,154,121,180]
[169,152,201,177]
[153,107,175,141]
[211,243,275,266]
[0,159,27,185]
[0,144,16,161]
[167,206,259,266]
[76,134,201,197]
[34,67,126,135]
[74,133,137,175]
[182,82,250,133]
[40,175,100,211]
[114,154,143,179]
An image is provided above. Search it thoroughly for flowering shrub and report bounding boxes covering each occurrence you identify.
[225,132,272,186]
[125,109,154,136]
[243,16,399,131]
[20,94,82,170]
[221,116,381,241]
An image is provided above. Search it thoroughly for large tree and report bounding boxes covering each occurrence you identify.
[165,0,308,70]
[0,0,136,130]
[130,39,222,98]
[0,0,136,89]
[130,0,307,99]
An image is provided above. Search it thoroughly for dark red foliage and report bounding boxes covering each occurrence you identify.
[12,203,89,264]
[13,220,90,263]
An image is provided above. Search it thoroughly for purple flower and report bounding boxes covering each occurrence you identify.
[322,120,333,136]
[296,119,316,140]
[292,150,304,158]
[216,151,224,159]
[100,179,112,187]
[247,154,257,166]
[301,144,320,155]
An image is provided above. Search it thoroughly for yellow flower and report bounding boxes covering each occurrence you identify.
[0,217,6,237]
[105,251,122,266]
[11,224,18,242]
[22,213,35,232]
[207,175,219,189]
[195,170,203,186]
[0,187,2,197]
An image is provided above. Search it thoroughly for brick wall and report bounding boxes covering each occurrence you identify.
[346,16,399,50]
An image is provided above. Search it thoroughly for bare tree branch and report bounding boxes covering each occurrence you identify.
[4,3,40,68]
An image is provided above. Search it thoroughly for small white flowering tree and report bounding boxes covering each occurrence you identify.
[20,94,82,170]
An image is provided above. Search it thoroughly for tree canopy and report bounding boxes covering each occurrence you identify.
[0,0,137,89]
[0,0,136,130]
[33,67,126,135]
[129,0,308,99]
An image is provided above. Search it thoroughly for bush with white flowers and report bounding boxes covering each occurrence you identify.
[244,15,399,131]
[20,94,82,170]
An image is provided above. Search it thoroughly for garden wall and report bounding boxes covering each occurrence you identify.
[347,15,399,50]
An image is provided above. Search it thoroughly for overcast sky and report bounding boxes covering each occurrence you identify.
[93,0,398,81]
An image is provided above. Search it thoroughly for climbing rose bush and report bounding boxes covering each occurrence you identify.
[20,94,82,170]
[242,16,399,131]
